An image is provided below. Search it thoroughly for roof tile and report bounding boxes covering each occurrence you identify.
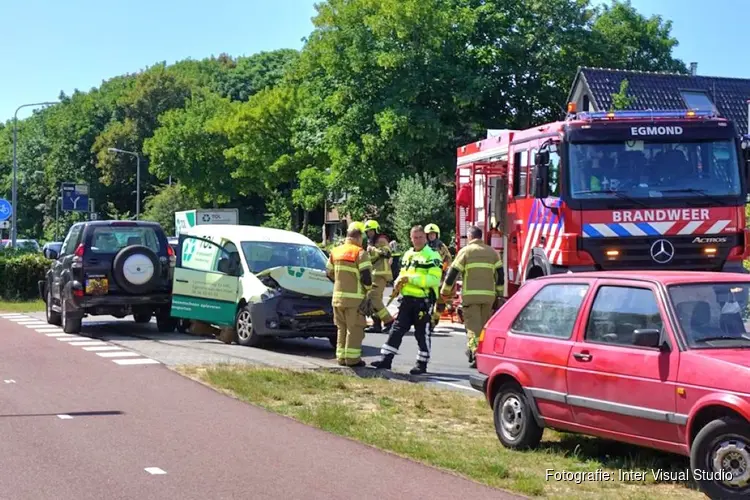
[574,67,750,135]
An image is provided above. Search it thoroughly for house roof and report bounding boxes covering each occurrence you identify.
[568,67,750,135]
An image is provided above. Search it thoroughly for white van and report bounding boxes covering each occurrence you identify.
[169,224,336,347]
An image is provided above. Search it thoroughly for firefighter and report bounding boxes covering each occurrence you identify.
[363,220,394,333]
[371,225,442,375]
[440,225,503,368]
[325,222,373,367]
[425,223,452,333]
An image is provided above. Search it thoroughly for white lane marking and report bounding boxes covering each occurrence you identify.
[96,351,141,358]
[23,323,53,328]
[84,346,123,352]
[46,333,71,337]
[57,414,73,419]
[433,381,475,392]
[0,314,27,318]
[144,467,167,475]
[35,327,64,332]
[69,341,106,346]
[57,337,89,342]
[4,380,16,384]
[114,358,160,365]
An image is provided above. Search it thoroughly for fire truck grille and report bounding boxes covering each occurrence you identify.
[580,234,743,271]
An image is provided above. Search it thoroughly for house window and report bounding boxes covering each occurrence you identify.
[680,91,715,112]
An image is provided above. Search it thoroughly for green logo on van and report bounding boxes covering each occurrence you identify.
[183,238,197,262]
[287,267,305,278]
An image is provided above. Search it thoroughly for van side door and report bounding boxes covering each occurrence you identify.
[170,234,241,327]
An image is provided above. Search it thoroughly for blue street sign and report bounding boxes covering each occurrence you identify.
[0,199,11,222]
[61,183,89,213]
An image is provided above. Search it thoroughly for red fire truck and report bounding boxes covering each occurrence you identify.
[455,107,750,299]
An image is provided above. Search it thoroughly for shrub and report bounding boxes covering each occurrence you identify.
[0,252,50,301]
[388,174,454,247]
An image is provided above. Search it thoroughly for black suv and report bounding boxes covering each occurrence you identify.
[39,220,178,333]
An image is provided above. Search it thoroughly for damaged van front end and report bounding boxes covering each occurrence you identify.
[249,265,336,339]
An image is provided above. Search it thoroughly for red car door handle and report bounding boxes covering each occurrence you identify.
[573,352,592,362]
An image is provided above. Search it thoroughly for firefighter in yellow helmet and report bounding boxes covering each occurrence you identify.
[363,219,394,333]
[440,225,503,368]
[425,223,452,333]
[325,222,373,367]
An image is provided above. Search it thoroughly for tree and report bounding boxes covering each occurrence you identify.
[610,79,636,110]
[292,167,329,236]
[141,183,201,235]
[143,90,236,207]
[389,174,452,247]
[591,0,687,74]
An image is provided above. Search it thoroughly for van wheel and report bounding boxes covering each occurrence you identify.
[493,383,543,450]
[690,417,750,499]
[156,315,178,333]
[61,299,82,334]
[235,306,262,347]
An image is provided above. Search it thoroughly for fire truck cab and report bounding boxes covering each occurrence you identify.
[456,108,750,299]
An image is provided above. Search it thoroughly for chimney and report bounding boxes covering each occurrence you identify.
[690,62,698,76]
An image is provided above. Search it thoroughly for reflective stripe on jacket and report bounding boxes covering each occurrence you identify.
[326,238,373,307]
[398,246,442,299]
[441,238,502,305]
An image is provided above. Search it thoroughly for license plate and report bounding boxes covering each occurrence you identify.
[85,277,109,295]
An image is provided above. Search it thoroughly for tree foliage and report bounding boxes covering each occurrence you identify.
[0,1,686,243]
[389,175,452,248]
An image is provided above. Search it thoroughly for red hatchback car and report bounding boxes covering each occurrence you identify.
[470,271,750,499]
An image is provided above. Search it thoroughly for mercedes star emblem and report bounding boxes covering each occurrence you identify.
[650,239,675,264]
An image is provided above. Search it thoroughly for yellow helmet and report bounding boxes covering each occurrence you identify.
[425,223,440,235]
[348,221,366,233]
[364,219,380,232]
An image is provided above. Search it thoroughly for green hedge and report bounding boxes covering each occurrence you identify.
[0,252,49,301]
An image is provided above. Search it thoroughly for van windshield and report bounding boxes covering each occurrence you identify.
[241,241,328,274]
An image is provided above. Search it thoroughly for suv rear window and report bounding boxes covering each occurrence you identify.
[89,226,161,254]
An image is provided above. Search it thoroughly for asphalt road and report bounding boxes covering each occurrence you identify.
[23,288,478,394]
[0,314,519,500]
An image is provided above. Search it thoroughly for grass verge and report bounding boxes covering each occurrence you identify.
[178,365,704,500]
[0,299,44,313]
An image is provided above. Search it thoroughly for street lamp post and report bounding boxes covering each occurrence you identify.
[11,101,57,248]
[107,148,141,220]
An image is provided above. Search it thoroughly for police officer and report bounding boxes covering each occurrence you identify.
[425,223,452,333]
[371,225,442,375]
[363,220,394,333]
[326,222,373,367]
[440,225,503,368]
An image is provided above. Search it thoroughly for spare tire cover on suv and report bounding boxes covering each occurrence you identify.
[112,245,162,294]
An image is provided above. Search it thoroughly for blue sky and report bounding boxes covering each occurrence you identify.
[1,0,747,122]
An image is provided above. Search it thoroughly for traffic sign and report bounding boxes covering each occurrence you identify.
[0,221,9,229]
[61,183,89,212]
[0,199,11,222]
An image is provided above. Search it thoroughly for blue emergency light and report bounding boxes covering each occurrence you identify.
[576,109,716,121]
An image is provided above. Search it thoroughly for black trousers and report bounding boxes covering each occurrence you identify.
[380,296,432,364]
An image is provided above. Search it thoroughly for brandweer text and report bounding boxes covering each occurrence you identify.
[612,209,710,223]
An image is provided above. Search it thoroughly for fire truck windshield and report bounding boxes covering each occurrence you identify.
[568,139,741,200]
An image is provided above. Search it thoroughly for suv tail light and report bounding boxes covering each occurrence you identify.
[167,245,176,267]
[72,243,84,268]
